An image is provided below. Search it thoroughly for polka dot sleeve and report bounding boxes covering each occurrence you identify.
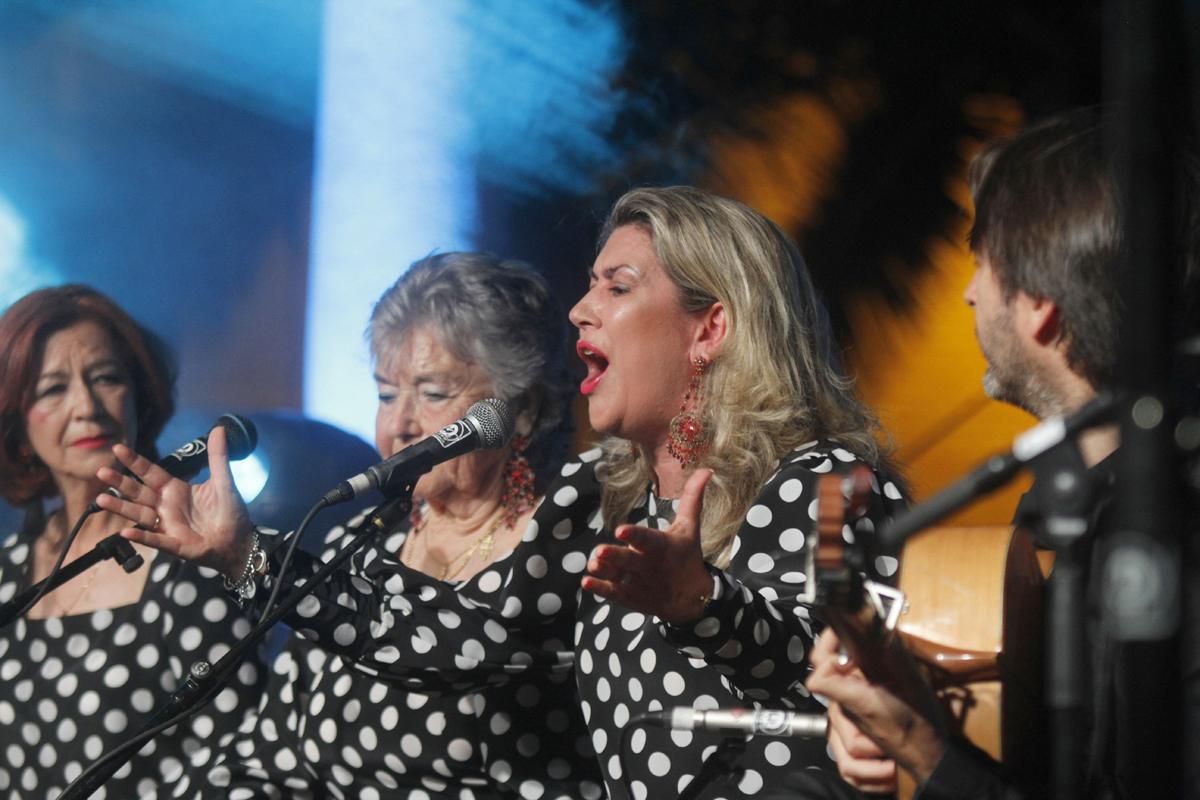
[658,443,907,706]
[240,455,604,692]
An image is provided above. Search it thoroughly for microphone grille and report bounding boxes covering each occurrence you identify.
[468,399,515,449]
[217,414,258,460]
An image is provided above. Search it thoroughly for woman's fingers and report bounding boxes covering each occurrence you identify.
[612,523,665,554]
[93,490,159,529]
[96,466,157,506]
[674,468,712,535]
[110,443,174,491]
[118,526,183,556]
[205,424,236,492]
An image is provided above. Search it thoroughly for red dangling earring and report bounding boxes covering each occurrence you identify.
[667,357,710,467]
[501,435,536,528]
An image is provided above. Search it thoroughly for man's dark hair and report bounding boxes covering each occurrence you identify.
[968,108,1122,389]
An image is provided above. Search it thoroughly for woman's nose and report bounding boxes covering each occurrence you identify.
[568,292,595,330]
[383,396,422,443]
[68,378,102,419]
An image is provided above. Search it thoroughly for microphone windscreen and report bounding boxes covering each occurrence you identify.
[217,414,258,460]
[469,399,514,449]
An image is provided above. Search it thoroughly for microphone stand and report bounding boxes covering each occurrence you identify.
[1025,439,1095,800]
[58,492,413,800]
[0,533,144,629]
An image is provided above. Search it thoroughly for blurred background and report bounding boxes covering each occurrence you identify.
[1,0,1195,530]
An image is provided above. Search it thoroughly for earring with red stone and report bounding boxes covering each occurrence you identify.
[667,357,710,467]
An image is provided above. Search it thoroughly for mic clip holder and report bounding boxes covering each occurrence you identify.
[0,533,144,629]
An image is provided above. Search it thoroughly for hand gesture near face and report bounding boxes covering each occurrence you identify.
[96,425,254,579]
[582,468,714,624]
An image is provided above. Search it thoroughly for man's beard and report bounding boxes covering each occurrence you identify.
[982,358,1060,420]
[977,313,1060,419]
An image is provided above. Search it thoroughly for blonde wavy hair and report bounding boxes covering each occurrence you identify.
[594,186,887,565]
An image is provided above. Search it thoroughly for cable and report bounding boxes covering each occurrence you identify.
[1,504,95,627]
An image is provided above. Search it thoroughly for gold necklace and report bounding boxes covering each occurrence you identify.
[410,504,507,582]
[54,563,103,616]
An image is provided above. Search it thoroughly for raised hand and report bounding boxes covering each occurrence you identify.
[582,467,714,624]
[95,424,254,578]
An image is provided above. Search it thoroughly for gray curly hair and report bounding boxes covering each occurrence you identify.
[368,252,572,488]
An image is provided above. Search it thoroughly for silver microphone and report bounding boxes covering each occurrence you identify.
[650,707,828,738]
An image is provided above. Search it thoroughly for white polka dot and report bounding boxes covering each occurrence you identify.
[875,555,900,577]
[136,644,159,668]
[56,718,77,742]
[83,650,107,672]
[591,727,607,752]
[884,480,902,500]
[103,709,127,734]
[764,740,792,766]
[526,555,549,578]
[739,768,765,794]
[274,748,297,771]
[112,622,137,647]
[401,734,422,757]
[562,551,587,573]
[620,612,646,631]
[295,595,321,618]
[648,751,672,777]
[552,485,579,506]
[537,593,562,615]
[746,504,772,528]
[778,528,806,552]
[662,671,686,696]
[333,623,356,646]
[172,581,198,606]
[447,738,473,761]
[78,691,100,716]
[179,626,203,651]
[477,570,502,593]
[778,478,804,502]
[627,677,643,701]
[437,609,461,629]
[747,552,775,573]
[102,665,130,689]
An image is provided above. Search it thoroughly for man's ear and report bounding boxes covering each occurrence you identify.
[1021,294,1063,346]
[692,301,727,363]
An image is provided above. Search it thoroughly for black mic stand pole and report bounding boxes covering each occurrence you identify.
[1024,440,1096,800]
[0,534,144,629]
[58,492,412,800]
[1104,0,1191,796]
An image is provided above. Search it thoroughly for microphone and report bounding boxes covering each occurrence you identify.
[158,413,259,481]
[878,391,1118,552]
[644,708,828,738]
[90,414,259,511]
[323,398,515,504]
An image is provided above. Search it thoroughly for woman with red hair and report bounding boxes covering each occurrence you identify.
[0,285,264,798]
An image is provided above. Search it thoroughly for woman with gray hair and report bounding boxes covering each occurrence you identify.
[101,252,601,798]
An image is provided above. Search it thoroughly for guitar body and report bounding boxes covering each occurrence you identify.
[815,471,1046,798]
[894,525,1045,797]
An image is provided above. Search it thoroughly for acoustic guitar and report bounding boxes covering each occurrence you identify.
[813,467,1046,797]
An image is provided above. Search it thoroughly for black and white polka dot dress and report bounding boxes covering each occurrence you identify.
[572,442,903,799]
[236,442,902,800]
[0,529,268,800]
[175,517,603,800]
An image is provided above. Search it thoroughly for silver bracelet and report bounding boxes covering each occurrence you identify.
[223,530,267,600]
